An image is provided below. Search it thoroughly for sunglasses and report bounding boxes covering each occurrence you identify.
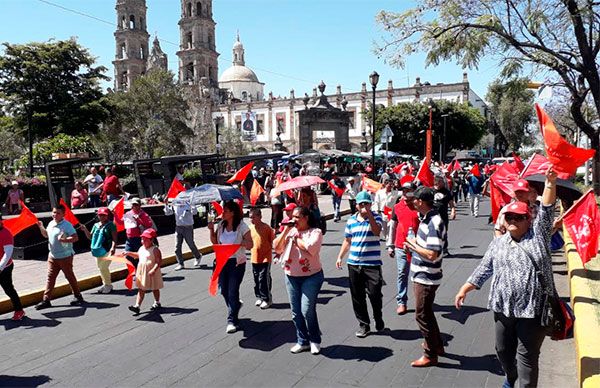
[505,214,528,222]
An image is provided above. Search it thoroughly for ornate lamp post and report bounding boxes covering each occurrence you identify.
[369,71,379,180]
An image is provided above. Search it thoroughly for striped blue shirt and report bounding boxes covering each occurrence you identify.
[344,212,383,266]
[410,209,446,285]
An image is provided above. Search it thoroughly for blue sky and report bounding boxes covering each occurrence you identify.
[0,0,500,99]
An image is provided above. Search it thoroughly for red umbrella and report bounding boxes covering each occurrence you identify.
[271,175,325,195]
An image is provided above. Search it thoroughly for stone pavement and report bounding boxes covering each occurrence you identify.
[0,199,577,387]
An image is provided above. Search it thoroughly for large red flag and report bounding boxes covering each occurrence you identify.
[209,244,242,296]
[250,179,265,206]
[59,198,80,227]
[3,201,39,236]
[416,159,434,187]
[536,104,595,177]
[490,162,519,197]
[520,153,571,180]
[489,179,512,222]
[452,160,462,173]
[563,190,600,266]
[361,176,382,193]
[470,164,482,178]
[101,255,136,289]
[211,201,223,216]
[511,152,525,173]
[113,197,125,232]
[327,180,345,197]
[166,178,185,199]
[226,162,254,184]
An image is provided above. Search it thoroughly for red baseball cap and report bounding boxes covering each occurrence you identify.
[283,203,297,211]
[512,179,530,192]
[97,207,110,216]
[141,228,157,239]
[505,201,530,216]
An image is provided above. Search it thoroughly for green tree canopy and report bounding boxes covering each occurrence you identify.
[0,39,109,139]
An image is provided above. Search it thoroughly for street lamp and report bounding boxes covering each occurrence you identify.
[441,113,449,162]
[369,71,379,180]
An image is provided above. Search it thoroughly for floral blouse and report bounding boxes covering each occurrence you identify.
[278,227,323,277]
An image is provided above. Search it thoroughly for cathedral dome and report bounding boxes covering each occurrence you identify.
[219,65,259,83]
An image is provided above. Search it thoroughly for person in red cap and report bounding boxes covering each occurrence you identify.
[125,228,163,314]
[494,178,538,237]
[455,167,558,388]
[279,202,297,233]
[81,207,118,294]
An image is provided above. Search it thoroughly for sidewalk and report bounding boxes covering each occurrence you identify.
[0,195,348,313]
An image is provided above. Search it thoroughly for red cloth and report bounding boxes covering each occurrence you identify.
[452,160,462,172]
[361,176,382,193]
[490,162,519,198]
[166,178,185,199]
[536,103,595,177]
[393,162,406,174]
[227,162,254,183]
[0,227,15,269]
[212,201,223,216]
[521,153,571,180]
[563,190,600,266]
[470,164,482,178]
[59,198,80,227]
[489,178,512,223]
[250,179,265,206]
[103,175,120,196]
[512,152,525,173]
[113,197,125,232]
[392,198,420,251]
[3,201,39,236]
[416,159,434,187]
[102,255,136,289]
[328,180,345,197]
[209,244,242,296]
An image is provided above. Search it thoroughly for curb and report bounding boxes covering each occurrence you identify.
[0,209,351,315]
[563,227,600,388]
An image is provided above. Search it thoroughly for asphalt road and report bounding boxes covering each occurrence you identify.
[0,199,576,388]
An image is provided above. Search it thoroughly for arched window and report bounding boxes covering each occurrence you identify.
[120,43,126,59]
[120,72,128,88]
[140,17,144,30]
[241,91,248,101]
[186,62,194,81]
[186,32,193,49]
[234,53,238,62]
[129,15,136,29]
[121,16,126,29]
[196,2,202,16]
[139,45,145,59]
[186,2,192,17]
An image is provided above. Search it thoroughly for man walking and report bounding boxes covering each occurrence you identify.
[336,191,384,338]
[330,172,346,222]
[35,205,84,309]
[164,199,203,270]
[467,171,484,217]
[346,176,359,214]
[83,167,103,207]
[404,186,446,367]
[373,179,399,239]
[249,209,275,309]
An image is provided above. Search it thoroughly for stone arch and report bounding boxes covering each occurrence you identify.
[129,15,136,29]
[186,2,192,17]
[186,62,194,81]
[119,43,126,59]
[186,32,193,49]
[196,1,202,16]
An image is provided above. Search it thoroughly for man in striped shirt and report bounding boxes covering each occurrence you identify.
[336,191,384,338]
[404,186,446,367]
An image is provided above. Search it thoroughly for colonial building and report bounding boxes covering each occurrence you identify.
[218,33,264,102]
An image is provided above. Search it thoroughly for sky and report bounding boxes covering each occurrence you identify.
[0,0,501,100]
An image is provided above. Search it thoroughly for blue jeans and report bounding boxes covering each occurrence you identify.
[219,258,246,325]
[395,248,410,306]
[285,270,324,345]
[332,196,342,220]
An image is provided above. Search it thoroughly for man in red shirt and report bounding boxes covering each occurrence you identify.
[102,168,123,204]
[386,175,420,315]
[0,214,25,320]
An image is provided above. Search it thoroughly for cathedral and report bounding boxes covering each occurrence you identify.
[112,0,487,155]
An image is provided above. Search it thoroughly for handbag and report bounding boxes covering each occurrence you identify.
[515,242,574,340]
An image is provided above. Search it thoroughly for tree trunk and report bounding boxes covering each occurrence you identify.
[591,134,600,195]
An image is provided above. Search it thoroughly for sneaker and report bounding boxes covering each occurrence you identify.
[11,310,25,321]
[150,302,162,311]
[375,320,385,332]
[174,264,184,271]
[396,304,407,315]
[70,296,84,306]
[193,257,202,268]
[255,299,262,306]
[226,324,237,334]
[35,300,52,310]
[98,285,113,294]
[259,301,272,310]
[128,305,140,315]
[290,344,310,354]
[310,342,321,355]
[355,326,371,338]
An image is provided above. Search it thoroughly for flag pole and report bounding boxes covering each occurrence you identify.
[518,152,537,178]
[555,188,595,224]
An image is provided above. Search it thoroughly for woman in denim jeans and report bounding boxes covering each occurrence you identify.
[274,206,324,355]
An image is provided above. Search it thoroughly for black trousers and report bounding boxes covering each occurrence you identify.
[252,262,272,302]
[347,264,383,328]
[0,263,23,311]
[494,312,546,388]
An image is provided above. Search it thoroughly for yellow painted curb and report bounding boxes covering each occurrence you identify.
[563,227,600,388]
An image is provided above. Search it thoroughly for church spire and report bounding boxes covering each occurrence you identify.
[232,32,245,66]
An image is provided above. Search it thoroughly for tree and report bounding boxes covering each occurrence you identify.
[376,1,600,190]
[18,133,96,166]
[367,100,487,159]
[0,113,25,167]
[0,39,109,139]
[486,78,535,151]
[218,126,251,158]
[105,70,193,159]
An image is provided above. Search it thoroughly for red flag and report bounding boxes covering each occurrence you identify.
[470,164,482,178]
[250,179,265,206]
[113,197,125,232]
[393,162,406,174]
[166,178,185,199]
[563,190,600,266]
[361,176,382,193]
[490,162,519,197]
[211,201,223,216]
[383,206,392,218]
[511,152,525,173]
[209,244,242,296]
[536,104,595,177]
[59,198,80,227]
[102,255,136,289]
[520,153,571,180]
[328,180,345,197]
[227,162,254,183]
[489,179,511,222]
[3,201,39,236]
[452,160,462,172]
[416,159,434,187]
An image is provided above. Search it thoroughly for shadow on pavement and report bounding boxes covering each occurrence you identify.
[42,301,120,320]
[324,276,349,288]
[320,243,342,247]
[0,375,52,387]
[438,352,504,375]
[101,289,137,296]
[450,253,483,260]
[238,319,296,351]
[320,344,393,362]
[162,276,185,282]
[571,268,600,280]
[136,307,199,323]
[573,295,600,305]
[267,302,290,310]
[386,328,427,341]
[434,303,488,324]
[0,316,61,330]
[317,288,346,305]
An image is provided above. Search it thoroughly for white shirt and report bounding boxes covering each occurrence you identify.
[373,189,399,213]
[85,174,103,195]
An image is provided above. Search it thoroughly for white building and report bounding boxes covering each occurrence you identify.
[218,33,264,102]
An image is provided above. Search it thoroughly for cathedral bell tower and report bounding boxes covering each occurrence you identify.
[176,0,219,88]
[113,0,150,91]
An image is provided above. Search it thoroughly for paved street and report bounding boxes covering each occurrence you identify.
[0,199,576,387]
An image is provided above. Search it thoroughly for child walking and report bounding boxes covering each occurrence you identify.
[126,228,163,314]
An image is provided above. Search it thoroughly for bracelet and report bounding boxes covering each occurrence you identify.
[546,183,554,188]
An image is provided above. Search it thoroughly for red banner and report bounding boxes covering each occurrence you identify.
[226,162,254,184]
[563,190,600,266]
[520,153,571,180]
[3,201,39,236]
[59,198,80,227]
[328,180,345,197]
[490,162,519,198]
[166,178,186,199]
[102,255,136,289]
[250,179,265,206]
[416,159,434,187]
[113,197,125,232]
[209,244,242,296]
